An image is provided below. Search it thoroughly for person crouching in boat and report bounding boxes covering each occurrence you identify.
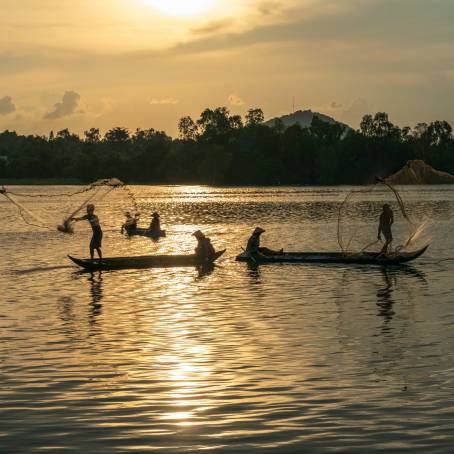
[121,212,138,235]
[378,204,394,255]
[246,227,283,256]
[193,230,216,262]
[150,212,161,233]
[71,204,103,259]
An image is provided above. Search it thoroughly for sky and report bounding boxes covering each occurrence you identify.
[1,0,454,137]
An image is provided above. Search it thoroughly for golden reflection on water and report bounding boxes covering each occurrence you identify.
[1,186,454,452]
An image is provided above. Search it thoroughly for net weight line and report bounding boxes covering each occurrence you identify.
[1,190,52,230]
[1,178,138,232]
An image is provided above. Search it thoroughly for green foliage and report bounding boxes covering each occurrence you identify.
[1,110,453,185]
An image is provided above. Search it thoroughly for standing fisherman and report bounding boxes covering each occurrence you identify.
[378,204,394,255]
[71,204,103,259]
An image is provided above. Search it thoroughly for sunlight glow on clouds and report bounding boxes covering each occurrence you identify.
[1,0,454,135]
[0,97,16,116]
[149,97,179,105]
[140,0,217,17]
[43,91,81,120]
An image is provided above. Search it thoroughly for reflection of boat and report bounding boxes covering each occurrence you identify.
[125,228,166,239]
[68,250,226,271]
[236,246,428,266]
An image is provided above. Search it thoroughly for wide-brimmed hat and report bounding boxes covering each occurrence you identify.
[192,230,204,238]
[253,227,265,235]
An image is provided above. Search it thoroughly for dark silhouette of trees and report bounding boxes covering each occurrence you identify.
[1,107,453,184]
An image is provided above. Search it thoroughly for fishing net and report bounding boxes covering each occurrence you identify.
[337,179,432,255]
[0,178,138,234]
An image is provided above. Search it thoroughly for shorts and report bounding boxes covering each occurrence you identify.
[90,231,103,250]
[382,228,392,242]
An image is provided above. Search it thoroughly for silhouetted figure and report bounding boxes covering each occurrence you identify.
[378,204,394,255]
[245,227,283,256]
[121,211,138,234]
[193,230,216,261]
[150,212,161,233]
[72,204,103,259]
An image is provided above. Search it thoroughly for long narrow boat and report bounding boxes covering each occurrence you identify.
[69,249,226,271]
[235,246,428,266]
[125,228,166,239]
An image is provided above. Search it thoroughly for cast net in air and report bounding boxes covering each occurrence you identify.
[0,178,138,234]
[337,179,432,255]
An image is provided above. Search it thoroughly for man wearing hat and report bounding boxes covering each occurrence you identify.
[193,230,216,261]
[150,212,161,233]
[378,204,394,255]
[121,211,138,234]
[245,227,282,256]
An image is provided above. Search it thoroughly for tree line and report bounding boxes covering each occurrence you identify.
[0,107,453,185]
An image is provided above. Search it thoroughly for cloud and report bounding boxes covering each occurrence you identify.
[192,19,231,36]
[330,101,343,109]
[0,96,16,115]
[228,93,245,106]
[258,1,283,16]
[44,90,81,119]
[149,97,179,105]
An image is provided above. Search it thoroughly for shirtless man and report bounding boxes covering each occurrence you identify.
[378,204,394,255]
[72,204,103,259]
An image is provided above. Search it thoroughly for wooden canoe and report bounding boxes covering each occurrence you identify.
[235,246,428,266]
[125,228,166,239]
[69,249,226,271]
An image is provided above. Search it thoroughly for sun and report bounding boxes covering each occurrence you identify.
[142,0,217,17]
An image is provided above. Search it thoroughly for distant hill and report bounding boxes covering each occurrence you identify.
[265,109,351,131]
[386,160,454,184]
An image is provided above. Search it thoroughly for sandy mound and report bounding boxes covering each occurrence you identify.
[386,160,454,184]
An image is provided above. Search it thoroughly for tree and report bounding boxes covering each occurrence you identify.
[197,107,233,144]
[178,116,198,141]
[56,128,72,140]
[245,108,264,126]
[84,128,101,143]
[104,127,130,143]
[427,120,452,146]
[310,116,345,145]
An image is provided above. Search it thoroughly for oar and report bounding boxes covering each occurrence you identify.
[241,247,257,264]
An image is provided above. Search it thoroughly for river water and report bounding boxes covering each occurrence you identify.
[1,185,454,453]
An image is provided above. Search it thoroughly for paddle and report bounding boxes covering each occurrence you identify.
[241,246,257,264]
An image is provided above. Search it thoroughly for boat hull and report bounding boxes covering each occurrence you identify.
[235,246,428,266]
[69,250,226,271]
[125,229,166,239]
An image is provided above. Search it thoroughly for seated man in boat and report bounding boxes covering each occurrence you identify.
[71,204,103,260]
[245,227,283,256]
[121,212,138,234]
[378,204,394,255]
[193,230,216,261]
[150,212,161,233]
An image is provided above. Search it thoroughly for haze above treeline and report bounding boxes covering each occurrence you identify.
[0,107,453,185]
